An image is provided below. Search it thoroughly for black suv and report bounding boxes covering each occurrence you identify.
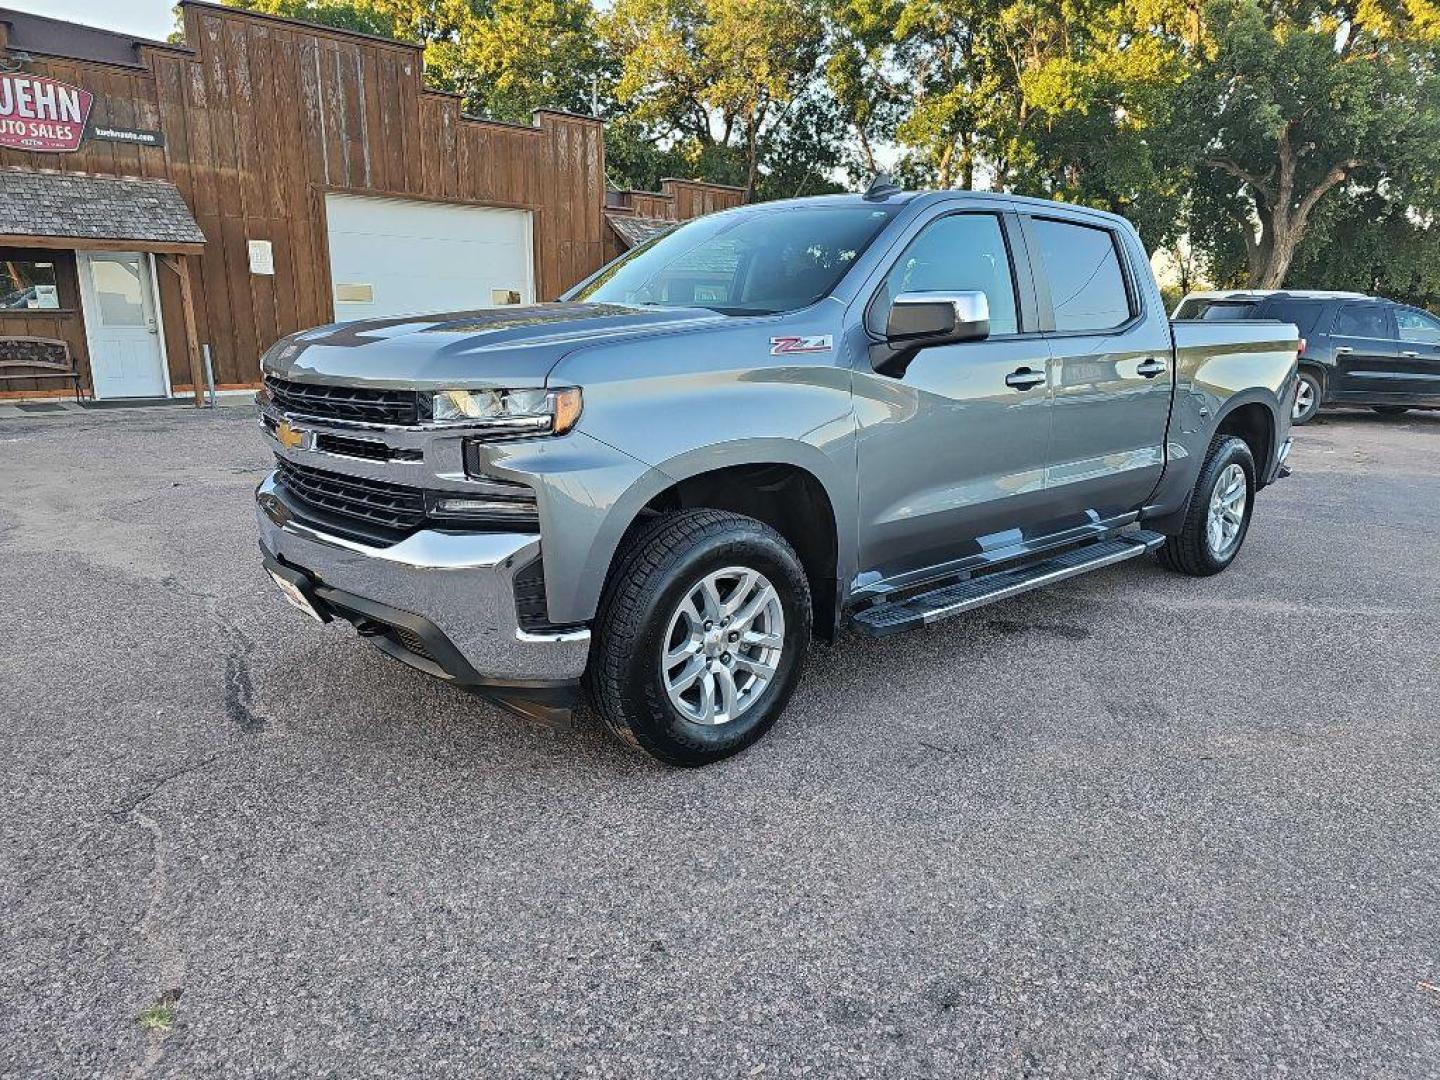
[1174,290,1440,423]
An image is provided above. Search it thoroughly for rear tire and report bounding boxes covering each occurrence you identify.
[1157,436,1256,577]
[585,509,812,766]
[1371,405,1411,416]
[1292,369,1322,425]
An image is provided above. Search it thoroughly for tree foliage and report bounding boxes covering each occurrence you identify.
[211,0,1440,303]
[599,0,839,198]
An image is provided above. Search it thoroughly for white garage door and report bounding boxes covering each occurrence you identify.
[324,194,534,321]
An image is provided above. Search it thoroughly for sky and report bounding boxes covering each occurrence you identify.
[8,0,176,42]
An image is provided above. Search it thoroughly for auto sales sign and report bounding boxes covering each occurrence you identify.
[0,73,92,153]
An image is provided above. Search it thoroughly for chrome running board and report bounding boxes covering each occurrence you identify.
[851,530,1165,637]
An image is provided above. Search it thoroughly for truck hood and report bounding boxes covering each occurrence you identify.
[260,302,727,389]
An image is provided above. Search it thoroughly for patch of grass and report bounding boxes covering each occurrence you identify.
[136,989,181,1034]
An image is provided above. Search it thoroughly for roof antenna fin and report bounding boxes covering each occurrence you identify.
[863,173,902,201]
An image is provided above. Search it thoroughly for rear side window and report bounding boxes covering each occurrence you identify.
[1254,300,1330,338]
[1332,304,1392,339]
[1029,217,1132,332]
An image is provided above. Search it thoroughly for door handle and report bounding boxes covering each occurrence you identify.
[1401,350,1421,358]
[1005,367,1047,390]
[1335,346,1353,355]
[1136,357,1167,378]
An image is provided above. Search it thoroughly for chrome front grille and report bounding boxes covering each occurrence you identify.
[264,375,418,426]
[274,456,426,532]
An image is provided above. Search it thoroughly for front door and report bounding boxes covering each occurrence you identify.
[1392,307,1440,403]
[853,209,1055,585]
[1329,302,1401,401]
[79,252,167,399]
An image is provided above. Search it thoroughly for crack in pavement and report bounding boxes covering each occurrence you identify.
[159,575,275,734]
[124,762,212,1080]
[118,578,274,1072]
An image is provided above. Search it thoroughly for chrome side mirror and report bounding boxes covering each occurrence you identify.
[873,290,991,378]
[886,290,991,345]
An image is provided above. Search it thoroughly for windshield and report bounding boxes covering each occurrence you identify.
[574,205,900,315]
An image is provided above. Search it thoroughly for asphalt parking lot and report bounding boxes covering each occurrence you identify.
[1,404,1437,1078]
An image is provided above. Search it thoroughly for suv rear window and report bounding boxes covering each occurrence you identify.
[1173,299,1258,321]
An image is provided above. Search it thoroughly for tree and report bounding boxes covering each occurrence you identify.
[1177,0,1440,288]
[449,0,603,121]
[214,0,601,124]
[211,0,477,44]
[600,0,831,199]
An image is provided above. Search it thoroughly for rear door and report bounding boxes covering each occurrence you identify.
[1329,303,1401,399]
[1394,307,1440,402]
[1022,213,1173,526]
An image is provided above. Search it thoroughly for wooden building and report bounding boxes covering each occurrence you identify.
[0,2,742,402]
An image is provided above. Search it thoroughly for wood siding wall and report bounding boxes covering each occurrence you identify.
[0,2,737,393]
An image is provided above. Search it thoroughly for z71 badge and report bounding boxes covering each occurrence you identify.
[769,335,834,356]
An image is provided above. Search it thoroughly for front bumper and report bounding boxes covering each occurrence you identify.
[256,474,590,714]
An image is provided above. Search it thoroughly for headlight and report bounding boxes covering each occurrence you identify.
[427,387,583,438]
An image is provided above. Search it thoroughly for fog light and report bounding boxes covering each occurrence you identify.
[430,496,535,517]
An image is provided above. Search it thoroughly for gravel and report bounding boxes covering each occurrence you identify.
[1,404,1437,1078]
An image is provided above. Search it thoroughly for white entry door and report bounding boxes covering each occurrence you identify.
[79,252,168,399]
[324,193,535,321]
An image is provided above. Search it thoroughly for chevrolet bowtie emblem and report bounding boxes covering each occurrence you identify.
[275,419,309,451]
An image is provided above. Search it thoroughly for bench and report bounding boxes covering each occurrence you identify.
[0,337,85,401]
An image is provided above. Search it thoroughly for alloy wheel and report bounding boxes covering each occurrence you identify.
[660,566,785,726]
[1293,379,1316,421]
[1206,463,1248,558]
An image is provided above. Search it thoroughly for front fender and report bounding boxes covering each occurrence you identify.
[570,437,857,627]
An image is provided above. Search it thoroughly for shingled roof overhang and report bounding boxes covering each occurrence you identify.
[605,212,678,250]
[0,169,206,254]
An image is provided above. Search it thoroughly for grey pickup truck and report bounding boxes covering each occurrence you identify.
[256,184,1298,765]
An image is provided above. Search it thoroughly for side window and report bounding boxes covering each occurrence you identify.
[1029,217,1133,332]
[1332,304,1392,339]
[1397,307,1440,344]
[872,214,1020,336]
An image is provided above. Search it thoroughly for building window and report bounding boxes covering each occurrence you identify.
[1,258,61,310]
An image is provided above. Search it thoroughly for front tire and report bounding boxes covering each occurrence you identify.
[585,509,812,766]
[1292,369,1322,425]
[1157,436,1256,577]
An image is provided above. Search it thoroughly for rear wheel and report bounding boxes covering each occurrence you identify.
[1292,369,1322,424]
[1157,436,1256,577]
[585,509,812,766]
[1371,405,1411,416]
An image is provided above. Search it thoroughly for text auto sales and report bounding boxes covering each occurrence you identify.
[0,74,89,150]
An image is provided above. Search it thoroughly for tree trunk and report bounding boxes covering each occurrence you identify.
[744,123,760,203]
[1209,128,1358,290]
[936,142,955,188]
[857,129,878,175]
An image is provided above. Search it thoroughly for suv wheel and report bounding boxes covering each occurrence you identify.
[1157,436,1256,577]
[1292,369,1322,424]
[586,509,812,766]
